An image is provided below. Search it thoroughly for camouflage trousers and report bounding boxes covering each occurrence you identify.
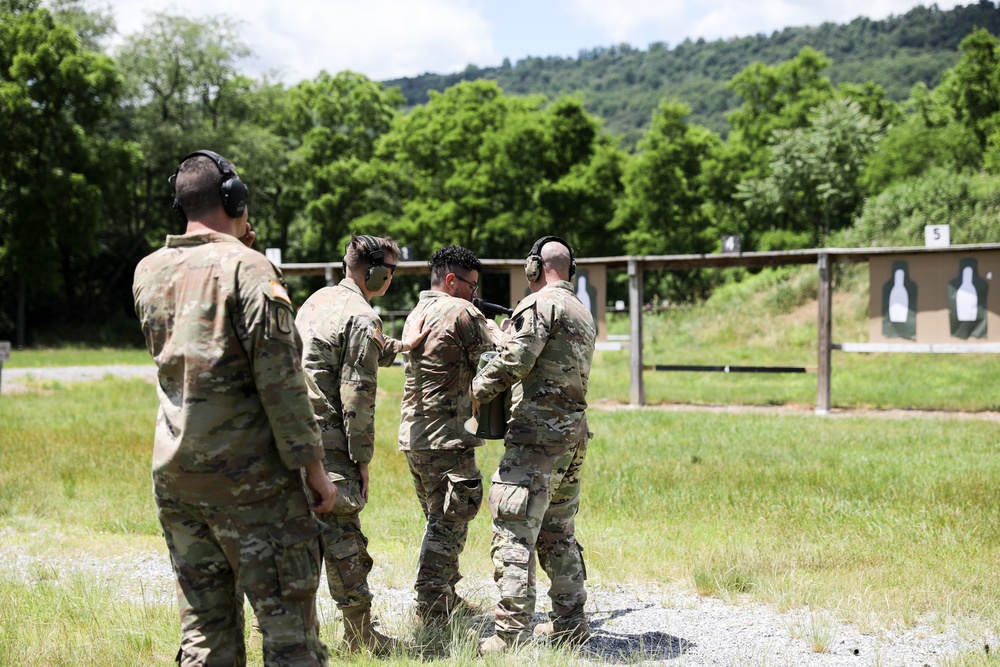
[487,435,589,640]
[156,483,328,667]
[405,448,484,615]
[320,463,375,610]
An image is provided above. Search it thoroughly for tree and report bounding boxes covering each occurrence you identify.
[726,47,836,167]
[272,70,405,262]
[116,13,255,240]
[736,99,883,246]
[370,81,620,261]
[861,116,979,193]
[0,0,135,344]
[612,100,721,257]
[938,28,1000,149]
[609,100,722,300]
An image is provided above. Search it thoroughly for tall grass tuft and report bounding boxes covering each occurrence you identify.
[0,570,177,666]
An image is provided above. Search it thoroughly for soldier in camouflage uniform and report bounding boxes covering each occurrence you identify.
[295,234,424,656]
[397,246,502,625]
[133,151,337,667]
[471,236,597,654]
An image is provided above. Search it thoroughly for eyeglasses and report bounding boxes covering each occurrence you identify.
[384,262,397,276]
[453,274,479,294]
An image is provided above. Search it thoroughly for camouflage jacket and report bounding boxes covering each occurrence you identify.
[471,281,596,446]
[295,279,399,468]
[132,232,323,505]
[398,290,494,451]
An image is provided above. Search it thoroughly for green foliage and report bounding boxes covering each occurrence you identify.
[727,47,836,158]
[386,3,1000,141]
[6,2,1000,345]
[861,116,981,193]
[845,168,1000,247]
[938,28,1000,148]
[273,70,405,262]
[737,99,884,244]
[371,81,621,260]
[0,0,138,342]
[610,100,721,300]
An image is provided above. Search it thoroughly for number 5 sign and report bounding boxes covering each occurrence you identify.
[925,225,950,248]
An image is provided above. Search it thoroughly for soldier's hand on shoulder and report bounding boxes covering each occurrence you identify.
[402,313,429,353]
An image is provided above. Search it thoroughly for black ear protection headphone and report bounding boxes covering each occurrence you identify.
[170,150,249,221]
[524,235,576,282]
[356,235,391,292]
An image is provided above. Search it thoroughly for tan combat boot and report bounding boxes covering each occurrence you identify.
[450,595,484,616]
[341,604,399,656]
[533,617,591,645]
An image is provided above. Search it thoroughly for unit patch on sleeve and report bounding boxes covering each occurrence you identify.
[269,280,291,305]
[371,327,387,351]
[512,302,537,335]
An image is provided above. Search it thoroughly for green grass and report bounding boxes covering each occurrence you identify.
[0,572,178,666]
[3,378,999,639]
[598,265,1000,411]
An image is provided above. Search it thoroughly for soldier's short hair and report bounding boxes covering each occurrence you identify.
[345,235,401,270]
[175,155,227,220]
[430,246,482,285]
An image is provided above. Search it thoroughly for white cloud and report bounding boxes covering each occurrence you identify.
[568,0,686,43]
[569,0,968,46]
[107,0,498,83]
[100,0,975,82]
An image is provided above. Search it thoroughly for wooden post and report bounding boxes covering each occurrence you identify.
[816,252,832,414]
[324,265,335,287]
[628,257,645,406]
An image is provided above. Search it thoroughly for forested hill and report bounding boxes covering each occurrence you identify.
[383,1,1000,144]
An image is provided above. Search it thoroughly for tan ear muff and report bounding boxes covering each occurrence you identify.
[524,254,543,282]
[365,265,389,292]
[358,234,389,291]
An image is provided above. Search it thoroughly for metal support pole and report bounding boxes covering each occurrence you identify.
[816,252,832,414]
[324,265,335,287]
[628,257,645,406]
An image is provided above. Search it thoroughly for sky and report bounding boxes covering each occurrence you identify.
[100,0,970,84]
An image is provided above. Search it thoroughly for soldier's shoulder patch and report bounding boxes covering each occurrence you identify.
[261,280,294,342]
[268,280,291,305]
[511,302,537,335]
[371,327,387,351]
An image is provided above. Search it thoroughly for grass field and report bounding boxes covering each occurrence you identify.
[2,368,999,665]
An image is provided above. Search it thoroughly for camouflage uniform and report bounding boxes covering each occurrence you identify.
[398,291,494,617]
[471,280,596,642]
[295,280,400,612]
[133,231,328,667]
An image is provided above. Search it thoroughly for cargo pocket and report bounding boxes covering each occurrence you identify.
[266,515,323,601]
[443,471,483,522]
[328,473,366,516]
[488,465,534,521]
[326,535,367,592]
[499,543,531,598]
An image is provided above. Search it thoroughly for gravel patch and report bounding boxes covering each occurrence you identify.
[2,364,157,393]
